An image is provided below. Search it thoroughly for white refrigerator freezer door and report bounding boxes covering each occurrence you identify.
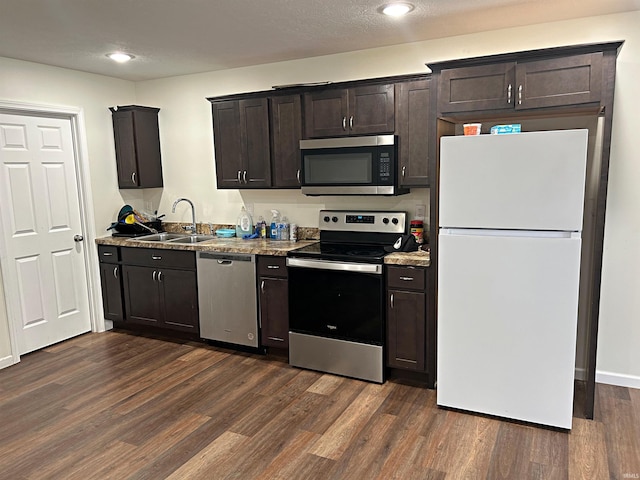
[437,231,581,429]
[439,129,588,231]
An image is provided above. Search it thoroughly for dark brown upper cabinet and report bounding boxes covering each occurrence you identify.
[395,78,431,187]
[110,105,163,189]
[211,98,271,188]
[437,52,603,114]
[303,84,395,138]
[270,95,302,188]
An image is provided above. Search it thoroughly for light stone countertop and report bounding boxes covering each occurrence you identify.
[96,235,430,266]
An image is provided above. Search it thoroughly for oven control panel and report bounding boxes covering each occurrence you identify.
[319,210,406,234]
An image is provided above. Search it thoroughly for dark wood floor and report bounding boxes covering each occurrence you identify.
[0,332,638,480]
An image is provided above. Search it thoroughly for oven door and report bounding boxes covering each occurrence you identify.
[287,258,384,344]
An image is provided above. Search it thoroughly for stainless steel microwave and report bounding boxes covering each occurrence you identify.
[299,135,409,196]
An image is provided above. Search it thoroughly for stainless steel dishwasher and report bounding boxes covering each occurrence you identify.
[197,252,258,347]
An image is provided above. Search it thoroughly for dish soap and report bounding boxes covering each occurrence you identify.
[236,206,253,238]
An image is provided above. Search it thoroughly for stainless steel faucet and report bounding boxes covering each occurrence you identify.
[172,198,197,234]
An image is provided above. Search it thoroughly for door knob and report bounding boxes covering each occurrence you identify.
[73,235,84,242]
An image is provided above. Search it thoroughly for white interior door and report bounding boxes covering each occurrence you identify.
[0,113,91,354]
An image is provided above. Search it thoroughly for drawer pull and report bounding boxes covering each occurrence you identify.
[152,255,162,260]
[267,265,280,269]
[399,276,414,281]
[267,337,285,342]
[102,252,113,257]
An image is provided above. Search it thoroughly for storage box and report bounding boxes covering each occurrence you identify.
[490,124,522,134]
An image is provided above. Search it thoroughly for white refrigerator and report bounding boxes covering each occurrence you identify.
[436,129,588,429]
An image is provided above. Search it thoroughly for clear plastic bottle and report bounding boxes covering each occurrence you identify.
[270,210,280,239]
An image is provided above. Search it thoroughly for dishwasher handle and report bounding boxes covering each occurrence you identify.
[199,252,255,263]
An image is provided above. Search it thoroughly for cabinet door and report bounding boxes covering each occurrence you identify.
[259,277,289,348]
[122,265,162,326]
[131,108,163,188]
[515,52,602,109]
[387,290,426,371]
[348,84,395,135]
[240,98,271,187]
[303,89,349,138]
[270,95,302,188]
[159,269,199,334]
[112,110,139,188]
[99,263,124,321]
[395,79,430,187]
[438,63,516,113]
[212,100,244,188]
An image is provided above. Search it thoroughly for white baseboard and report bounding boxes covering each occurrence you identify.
[0,354,18,370]
[596,370,640,390]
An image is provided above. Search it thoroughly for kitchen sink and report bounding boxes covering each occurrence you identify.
[131,233,187,242]
[166,234,215,244]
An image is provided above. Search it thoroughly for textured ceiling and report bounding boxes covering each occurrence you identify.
[0,0,638,81]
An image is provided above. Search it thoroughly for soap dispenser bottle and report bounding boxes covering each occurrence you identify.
[236,206,253,238]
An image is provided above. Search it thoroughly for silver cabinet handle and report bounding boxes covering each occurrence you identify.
[342,116,347,130]
[267,265,280,269]
[349,116,353,129]
[158,271,162,282]
[237,170,242,183]
[402,166,406,177]
[267,337,285,342]
[131,172,137,185]
[399,276,414,281]
[113,266,118,279]
[296,169,301,184]
[243,170,247,184]
[518,85,522,105]
[152,270,157,282]
[390,293,394,309]
[102,252,113,257]
[508,84,512,104]
[74,234,84,242]
[152,255,162,260]
[261,280,265,294]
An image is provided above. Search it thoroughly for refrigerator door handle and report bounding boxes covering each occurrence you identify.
[440,228,578,239]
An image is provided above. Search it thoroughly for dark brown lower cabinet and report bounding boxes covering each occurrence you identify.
[257,256,289,349]
[386,265,428,372]
[121,247,199,335]
[98,246,124,321]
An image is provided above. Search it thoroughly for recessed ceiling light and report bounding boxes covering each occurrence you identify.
[106,52,135,63]
[380,3,414,17]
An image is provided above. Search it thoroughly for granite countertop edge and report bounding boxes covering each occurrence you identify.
[95,236,431,266]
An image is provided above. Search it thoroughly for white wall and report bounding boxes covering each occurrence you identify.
[0,11,638,387]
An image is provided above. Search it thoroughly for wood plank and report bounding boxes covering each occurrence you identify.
[486,422,534,478]
[308,383,390,460]
[568,417,610,479]
[164,430,249,480]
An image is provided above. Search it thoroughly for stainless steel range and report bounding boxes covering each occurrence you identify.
[287,209,407,383]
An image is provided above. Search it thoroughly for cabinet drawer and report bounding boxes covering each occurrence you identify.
[387,266,426,291]
[121,247,196,270]
[257,255,287,277]
[98,245,120,263]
